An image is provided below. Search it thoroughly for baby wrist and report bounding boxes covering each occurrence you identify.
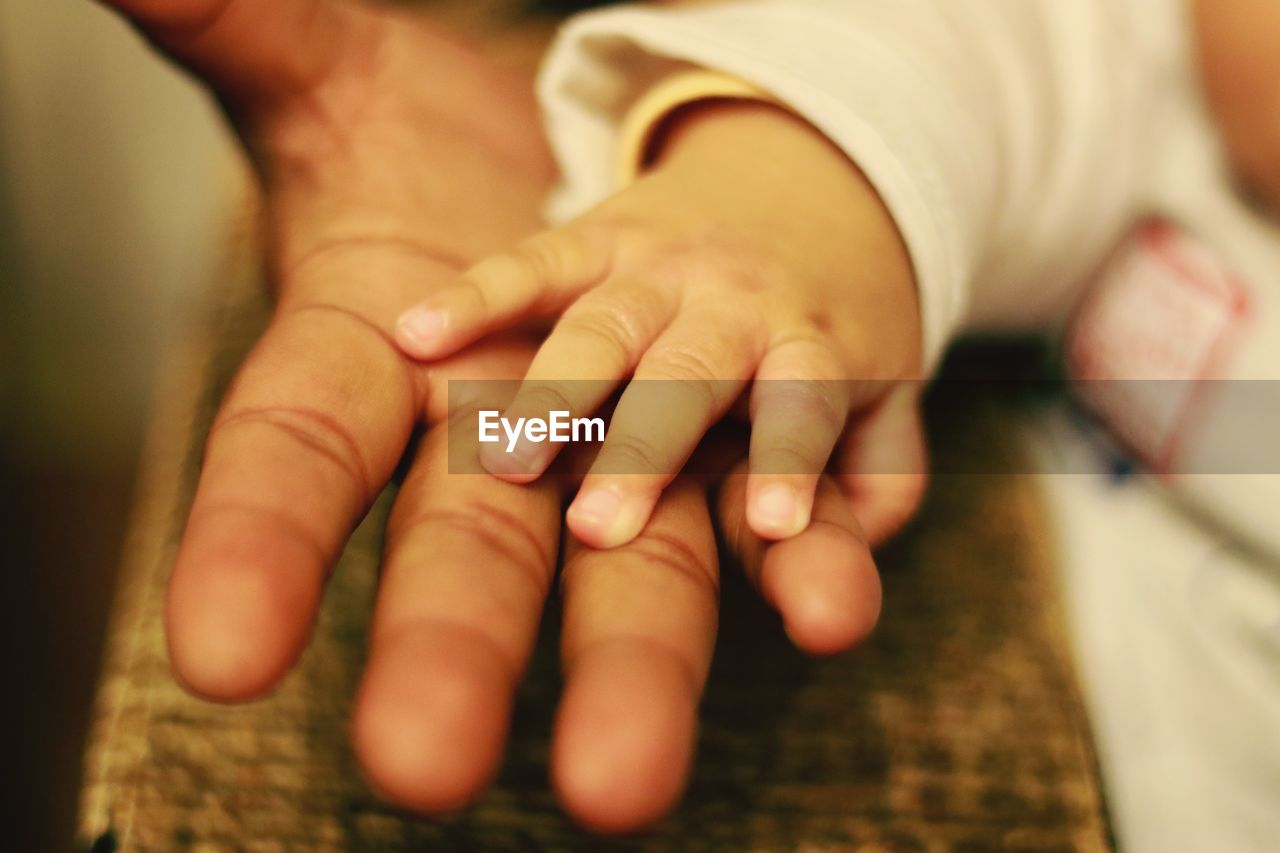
[616,69,779,183]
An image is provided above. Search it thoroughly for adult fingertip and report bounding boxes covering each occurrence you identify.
[352,622,512,814]
[165,560,317,703]
[778,588,870,657]
[552,644,696,833]
[765,541,882,657]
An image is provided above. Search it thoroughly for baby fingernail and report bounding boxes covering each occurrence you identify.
[568,488,646,548]
[396,306,447,350]
[480,436,543,481]
[752,485,806,538]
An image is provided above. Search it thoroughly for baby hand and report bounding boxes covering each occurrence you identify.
[395,102,922,548]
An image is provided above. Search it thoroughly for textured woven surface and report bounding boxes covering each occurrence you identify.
[75,266,1111,850]
[76,5,1111,849]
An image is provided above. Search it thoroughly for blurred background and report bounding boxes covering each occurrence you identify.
[0,0,242,846]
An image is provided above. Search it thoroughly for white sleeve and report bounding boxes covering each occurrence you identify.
[536,0,1193,371]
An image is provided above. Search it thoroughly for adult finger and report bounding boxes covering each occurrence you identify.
[95,0,360,106]
[719,463,882,655]
[165,277,419,702]
[352,413,561,812]
[553,478,719,833]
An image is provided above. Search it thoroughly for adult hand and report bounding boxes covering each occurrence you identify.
[363,345,882,831]
[99,0,555,700]
[100,0,897,831]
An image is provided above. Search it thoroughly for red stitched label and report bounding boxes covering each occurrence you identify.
[1067,220,1250,472]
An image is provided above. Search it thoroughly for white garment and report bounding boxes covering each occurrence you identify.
[535,0,1280,555]
[535,2,1280,849]
[538,0,1183,363]
[1028,409,1280,853]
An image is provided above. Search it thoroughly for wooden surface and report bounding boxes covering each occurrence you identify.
[76,4,1111,850]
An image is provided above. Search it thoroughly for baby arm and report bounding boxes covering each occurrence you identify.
[395,99,921,548]
[1196,0,1280,205]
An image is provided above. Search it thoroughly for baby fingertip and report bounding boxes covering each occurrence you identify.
[479,438,545,484]
[567,487,650,549]
[747,484,811,541]
[394,305,450,358]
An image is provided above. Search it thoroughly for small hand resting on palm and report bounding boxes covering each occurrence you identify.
[395,101,925,549]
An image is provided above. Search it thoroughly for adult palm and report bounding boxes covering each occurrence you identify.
[102,0,885,832]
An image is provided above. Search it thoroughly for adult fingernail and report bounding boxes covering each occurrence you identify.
[568,487,646,548]
[395,306,447,352]
[751,485,807,539]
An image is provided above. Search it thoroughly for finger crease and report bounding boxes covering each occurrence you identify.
[286,302,420,398]
[394,504,555,591]
[215,405,376,504]
[284,234,469,283]
[191,500,333,571]
[568,634,704,697]
[569,530,719,600]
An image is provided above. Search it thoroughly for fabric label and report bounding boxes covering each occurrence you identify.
[1066,220,1250,472]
